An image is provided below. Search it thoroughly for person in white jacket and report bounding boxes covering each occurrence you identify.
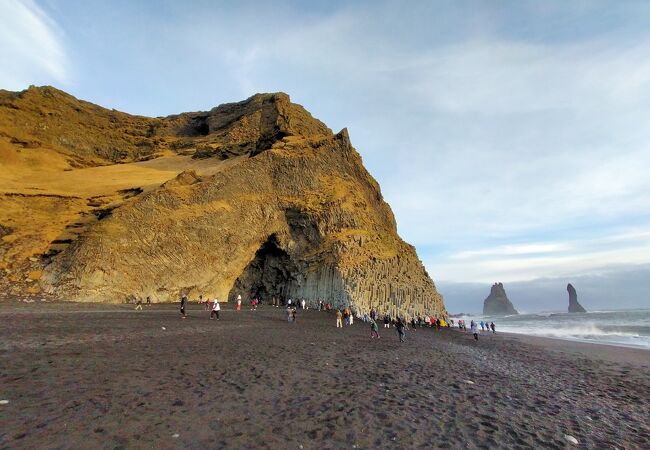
[470,320,478,340]
[211,299,221,320]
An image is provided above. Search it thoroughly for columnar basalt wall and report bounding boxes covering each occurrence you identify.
[1,87,446,318]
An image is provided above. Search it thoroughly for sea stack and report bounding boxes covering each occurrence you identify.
[483,282,518,315]
[567,283,586,313]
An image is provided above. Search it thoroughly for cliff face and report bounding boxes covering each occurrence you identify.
[483,282,518,316]
[567,283,586,313]
[0,86,445,318]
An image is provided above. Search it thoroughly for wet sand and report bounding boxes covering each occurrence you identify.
[0,302,649,449]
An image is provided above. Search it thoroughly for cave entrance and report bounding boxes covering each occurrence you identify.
[228,235,296,304]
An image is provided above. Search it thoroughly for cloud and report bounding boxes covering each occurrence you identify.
[0,0,68,89]
[429,227,650,283]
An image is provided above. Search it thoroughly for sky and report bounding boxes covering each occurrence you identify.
[1,0,649,311]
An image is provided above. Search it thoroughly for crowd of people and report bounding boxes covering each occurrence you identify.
[140,293,497,343]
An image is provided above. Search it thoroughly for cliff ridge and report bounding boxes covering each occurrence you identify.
[0,86,445,319]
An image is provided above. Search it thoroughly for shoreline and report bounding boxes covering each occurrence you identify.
[3,300,648,352]
[495,330,650,366]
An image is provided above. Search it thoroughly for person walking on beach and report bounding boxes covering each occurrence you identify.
[210,299,220,320]
[490,322,496,333]
[370,318,380,339]
[286,306,293,323]
[146,296,151,306]
[336,309,343,328]
[180,294,188,319]
[470,320,479,340]
[383,314,390,328]
[480,320,485,331]
[236,294,242,312]
[292,307,297,322]
[301,299,306,310]
[134,298,143,311]
[395,318,406,342]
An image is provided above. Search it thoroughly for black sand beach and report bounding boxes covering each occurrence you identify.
[1,302,649,449]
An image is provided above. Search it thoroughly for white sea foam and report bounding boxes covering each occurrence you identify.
[458,309,650,349]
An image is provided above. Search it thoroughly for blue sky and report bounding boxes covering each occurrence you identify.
[2,0,649,311]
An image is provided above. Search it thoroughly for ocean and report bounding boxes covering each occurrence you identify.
[455,309,650,349]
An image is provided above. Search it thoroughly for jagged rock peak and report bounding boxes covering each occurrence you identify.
[483,282,519,316]
[567,283,586,313]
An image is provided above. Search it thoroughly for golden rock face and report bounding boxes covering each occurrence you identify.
[0,86,445,318]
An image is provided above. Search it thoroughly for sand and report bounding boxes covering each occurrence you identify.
[1,302,649,449]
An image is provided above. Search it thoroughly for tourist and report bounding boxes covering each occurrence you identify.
[349,309,354,325]
[301,299,306,310]
[292,307,297,322]
[236,294,242,311]
[370,318,380,339]
[470,320,478,340]
[134,298,143,311]
[383,314,390,328]
[210,299,220,320]
[395,318,406,342]
[336,309,343,328]
[146,296,151,305]
[480,320,485,331]
[180,294,188,318]
[363,312,369,323]
[410,317,417,329]
[490,322,496,333]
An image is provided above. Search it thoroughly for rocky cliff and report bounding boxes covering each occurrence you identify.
[483,282,518,316]
[567,283,586,313]
[0,86,445,318]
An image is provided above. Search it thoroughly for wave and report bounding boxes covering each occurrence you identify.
[498,323,650,349]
